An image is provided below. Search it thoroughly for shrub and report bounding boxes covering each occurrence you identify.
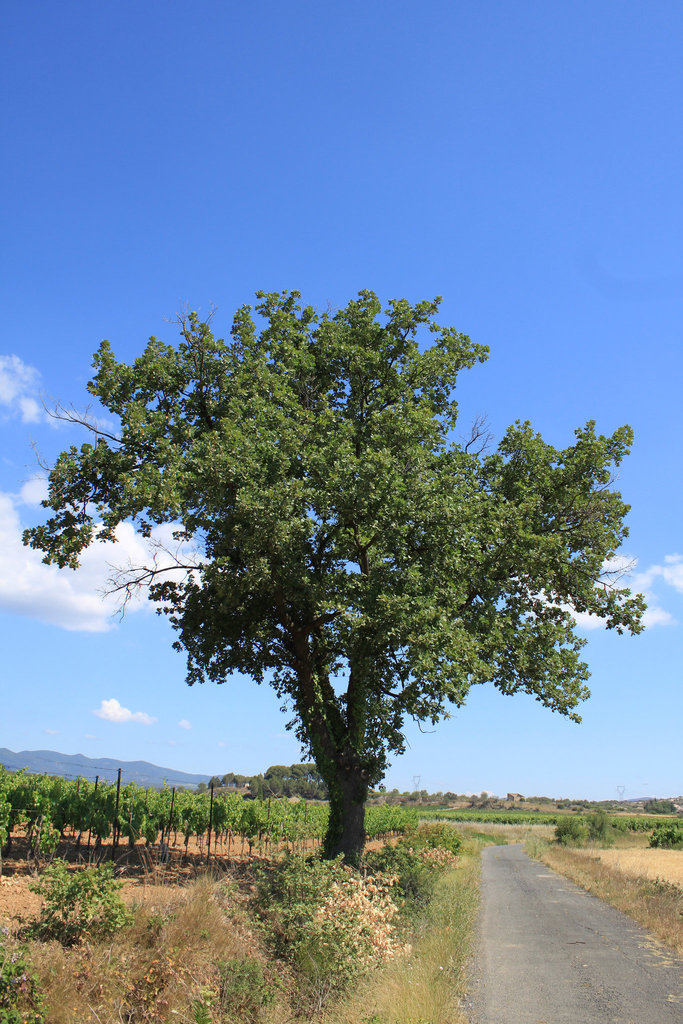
[364,843,440,914]
[649,822,683,849]
[218,958,275,1023]
[254,854,402,1010]
[28,859,132,945]
[0,935,45,1024]
[586,809,614,846]
[555,816,588,846]
[409,822,462,855]
[364,823,461,916]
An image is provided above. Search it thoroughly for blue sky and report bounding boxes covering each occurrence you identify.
[1,1,681,800]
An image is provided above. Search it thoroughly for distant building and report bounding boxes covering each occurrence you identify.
[507,792,524,802]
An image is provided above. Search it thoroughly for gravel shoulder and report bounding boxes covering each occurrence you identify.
[465,843,683,1024]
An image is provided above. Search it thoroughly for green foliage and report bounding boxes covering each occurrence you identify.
[254,853,400,1009]
[24,290,645,861]
[218,959,275,1023]
[0,768,417,866]
[262,763,328,800]
[28,860,132,945]
[407,821,462,854]
[555,816,589,846]
[190,1000,212,1024]
[643,799,677,815]
[586,809,614,845]
[364,824,462,913]
[649,822,683,849]
[364,842,440,913]
[0,937,45,1024]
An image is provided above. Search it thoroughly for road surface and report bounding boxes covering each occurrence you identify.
[465,843,683,1023]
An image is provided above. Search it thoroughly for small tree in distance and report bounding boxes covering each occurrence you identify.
[24,290,645,862]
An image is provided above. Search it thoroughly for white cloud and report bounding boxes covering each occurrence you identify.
[19,477,49,505]
[84,733,97,740]
[642,606,676,628]
[0,355,45,423]
[627,554,681,628]
[43,728,59,735]
[178,719,192,730]
[0,489,201,632]
[93,698,157,725]
[564,552,680,632]
[660,554,683,594]
[570,609,606,631]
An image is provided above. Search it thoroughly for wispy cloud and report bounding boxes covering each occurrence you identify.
[568,553,679,631]
[178,719,192,730]
[0,355,43,423]
[19,477,49,505]
[93,698,157,725]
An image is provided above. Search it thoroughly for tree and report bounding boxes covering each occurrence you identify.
[24,290,645,862]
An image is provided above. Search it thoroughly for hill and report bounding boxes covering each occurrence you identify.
[0,747,211,789]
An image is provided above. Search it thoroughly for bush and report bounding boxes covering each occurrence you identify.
[0,936,45,1024]
[586,809,614,846]
[649,822,683,849]
[555,816,588,846]
[409,822,462,855]
[218,958,275,1023]
[254,854,402,1010]
[28,859,132,945]
[364,843,439,913]
[364,824,461,916]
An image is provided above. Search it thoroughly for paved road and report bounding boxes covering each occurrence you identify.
[465,844,683,1024]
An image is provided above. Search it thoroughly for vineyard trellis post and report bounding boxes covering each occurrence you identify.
[161,786,176,863]
[207,782,214,862]
[112,768,122,859]
[86,775,98,857]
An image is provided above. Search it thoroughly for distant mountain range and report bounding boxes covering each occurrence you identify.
[0,748,211,789]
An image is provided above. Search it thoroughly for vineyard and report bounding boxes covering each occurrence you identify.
[420,807,681,833]
[0,767,418,869]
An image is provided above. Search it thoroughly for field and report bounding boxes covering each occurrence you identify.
[584,847,683,887]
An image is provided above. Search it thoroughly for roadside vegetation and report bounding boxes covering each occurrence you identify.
[0,822,495,1024]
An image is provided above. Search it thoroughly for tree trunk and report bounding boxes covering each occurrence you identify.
[323,766,368,864]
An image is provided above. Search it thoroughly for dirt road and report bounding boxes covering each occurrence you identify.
[465,844,683,1024]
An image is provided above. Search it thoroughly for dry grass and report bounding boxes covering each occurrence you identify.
[327,839,483,1024]
[533,842,683,956]
[4,840,485,1024]
[456,822,556,843]
[584,847,683,886]
[25,872,293,1024]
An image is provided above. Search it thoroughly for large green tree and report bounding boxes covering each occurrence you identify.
[25,291,644,861]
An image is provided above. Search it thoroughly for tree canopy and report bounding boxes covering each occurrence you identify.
[25,290,645,860]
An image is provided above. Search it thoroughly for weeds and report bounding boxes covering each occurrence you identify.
[0,933,45,1024]
[27,860,132,945]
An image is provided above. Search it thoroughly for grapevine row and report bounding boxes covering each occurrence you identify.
[419,807,680,831]
[0,767,417,867]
